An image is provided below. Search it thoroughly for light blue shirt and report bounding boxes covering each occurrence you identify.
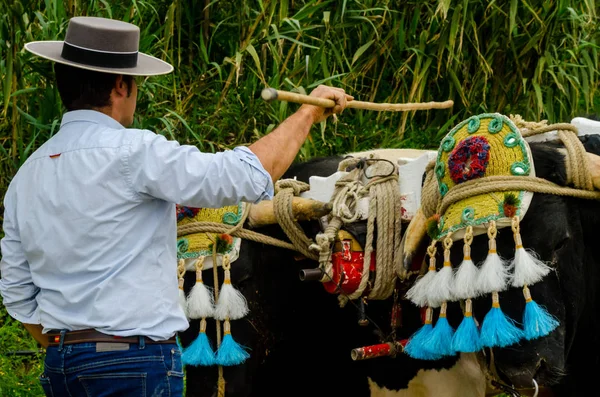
[0,110,273,340]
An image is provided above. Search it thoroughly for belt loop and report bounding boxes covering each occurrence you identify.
[138,335,145,350]
[57,329,67,352]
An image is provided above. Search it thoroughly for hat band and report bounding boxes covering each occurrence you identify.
[61,42,138,69]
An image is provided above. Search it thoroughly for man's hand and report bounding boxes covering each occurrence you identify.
[299,85,353,124]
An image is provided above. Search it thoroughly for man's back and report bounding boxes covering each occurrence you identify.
[3,110,188,339]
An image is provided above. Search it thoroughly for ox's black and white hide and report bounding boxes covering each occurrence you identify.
[415,134,600,397]
[179,137,600,397]
[178,153,485,397]
[421,135,600,397]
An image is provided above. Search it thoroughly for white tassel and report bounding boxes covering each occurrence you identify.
[428,239,455,307]
[477,238,510,294]
[407,256,437,307]
[177,259,188,318]
[187,258,215,319]
[510,217,551,287]
[214,255,249,320]
[406,242,438,307]
[511,241,551,287]
[454,239,479,300]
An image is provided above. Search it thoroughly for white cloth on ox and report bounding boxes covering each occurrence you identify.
[525,117,600,143]
[300,149,437,223]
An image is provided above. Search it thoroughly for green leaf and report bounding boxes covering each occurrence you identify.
[351,40,374,66]
[509,0,518,38]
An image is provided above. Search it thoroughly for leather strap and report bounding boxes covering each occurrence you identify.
[46,329,176,346]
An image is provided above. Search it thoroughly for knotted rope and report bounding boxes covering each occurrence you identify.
[177,221,297,251]
[272,179,319,261]
[308,156,402,307]
[420,117,599,220]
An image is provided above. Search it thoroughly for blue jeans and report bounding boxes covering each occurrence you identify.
[39,336,183,397]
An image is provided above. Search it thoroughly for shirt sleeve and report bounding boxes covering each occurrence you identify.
[0,181,40,324]
[126,130,274,207]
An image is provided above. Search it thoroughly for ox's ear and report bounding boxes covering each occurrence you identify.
[246,197,332,228]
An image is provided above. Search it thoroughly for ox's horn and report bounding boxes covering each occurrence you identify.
[402,207,427,270]
[247,197,332,228]
[587,152,600,190]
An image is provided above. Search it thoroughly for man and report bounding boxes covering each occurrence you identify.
[0,16,350,396]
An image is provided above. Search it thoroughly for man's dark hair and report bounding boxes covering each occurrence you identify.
[54,63,134,111]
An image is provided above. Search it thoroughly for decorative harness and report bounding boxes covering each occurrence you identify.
[175,114,597,397]
[406,114,598,396]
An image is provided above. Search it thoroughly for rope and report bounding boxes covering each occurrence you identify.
[177,222,298,251]
[438,175,600,215]
[273,180,319,261]
[334,158,402,306]
[509,116,592,190]
[209,236,226,397]
[311,158,367,284]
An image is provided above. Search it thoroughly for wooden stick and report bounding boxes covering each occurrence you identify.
[261,88,454,112]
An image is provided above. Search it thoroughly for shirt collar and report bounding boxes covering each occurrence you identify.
[60,110,125,130]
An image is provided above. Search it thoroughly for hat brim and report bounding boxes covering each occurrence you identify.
[25,41,173,76]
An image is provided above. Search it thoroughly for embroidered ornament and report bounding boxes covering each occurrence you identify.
[406,113,558,360]
[176,204,243,264]
[176,204,251,368]
[448,136,491,184]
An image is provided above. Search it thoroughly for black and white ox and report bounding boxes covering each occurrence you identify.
[179,126,600,397]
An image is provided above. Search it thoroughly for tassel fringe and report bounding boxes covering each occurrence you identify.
[426,302,455,357]
[182,319,216,366]
[406,242,438,307]
[477,237,510,295]
[187,258,215,319]
[522,285,559,340]
[452,299,482,353]
[480,292,524,348]
[454,229,479,300]
[404,307,442,360]
[214,255,249,320]
[428,238,455,307]
[215,320,250,366]
[511,217,551,287]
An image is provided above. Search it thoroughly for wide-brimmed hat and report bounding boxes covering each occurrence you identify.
[24,16,173,76]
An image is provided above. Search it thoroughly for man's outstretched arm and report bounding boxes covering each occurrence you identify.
[249,85,352,182]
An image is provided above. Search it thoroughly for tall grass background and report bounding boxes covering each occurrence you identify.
[0,0,599,394]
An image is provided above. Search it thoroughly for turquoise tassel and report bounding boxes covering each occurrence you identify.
[427,302,455,357]
[522,285,559,340]
[404,307,442,360]
[182,319,216,366]
[452,299,482,353]
[215,320,250,366]
[480,292,524,348]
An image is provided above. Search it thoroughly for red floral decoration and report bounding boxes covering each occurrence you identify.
[448,136,491,184]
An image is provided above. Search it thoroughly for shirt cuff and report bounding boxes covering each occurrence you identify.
[233,146,274,202]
